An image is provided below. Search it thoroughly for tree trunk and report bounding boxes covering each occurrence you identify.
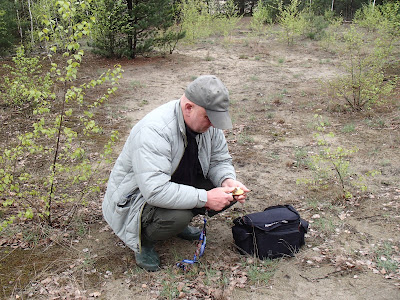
[127,0,133,58]
[28,0,35,46]
[15,0,23,43]
[238,0,245,15]
[331,0,335,11]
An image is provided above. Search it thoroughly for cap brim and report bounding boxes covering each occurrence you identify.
[206,109,233,130]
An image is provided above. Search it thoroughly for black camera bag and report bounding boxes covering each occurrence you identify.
[232,205,308,259]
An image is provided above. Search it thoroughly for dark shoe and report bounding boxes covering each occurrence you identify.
[135,245,160,272]
[177,226,202,241]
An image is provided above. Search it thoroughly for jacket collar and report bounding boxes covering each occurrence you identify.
[176,100,187,146]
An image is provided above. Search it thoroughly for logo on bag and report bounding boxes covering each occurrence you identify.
[264,220,288,227]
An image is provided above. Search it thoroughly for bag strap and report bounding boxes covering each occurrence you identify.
[300,218,309,233]
[264,204,300,217]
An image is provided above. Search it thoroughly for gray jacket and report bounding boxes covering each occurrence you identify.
[102,100,236,252]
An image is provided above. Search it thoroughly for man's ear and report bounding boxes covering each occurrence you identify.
[183,102,193,116]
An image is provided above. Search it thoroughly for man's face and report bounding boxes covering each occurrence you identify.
[185,103,213,133]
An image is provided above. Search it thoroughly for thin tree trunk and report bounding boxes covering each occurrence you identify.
[47,82,67,226]
[331,0,335,11]
[15,0,23,43]
[28,0,35,46]
[127,0,133,58]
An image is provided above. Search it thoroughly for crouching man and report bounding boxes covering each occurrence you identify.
[102,75,249,271]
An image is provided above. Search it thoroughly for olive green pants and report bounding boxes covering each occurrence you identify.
[141,177,235,242]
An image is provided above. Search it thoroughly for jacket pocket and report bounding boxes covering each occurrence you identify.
[115,196,132,216]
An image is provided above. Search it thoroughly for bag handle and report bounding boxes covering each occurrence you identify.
[264,204,300,218]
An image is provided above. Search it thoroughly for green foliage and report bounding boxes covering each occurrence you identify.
[301,8,330,40]
[319,10,343,52]
[154,25,186,55]
[127,0,176,58]
[249,0,273,38]
[154,3,186,55]
[327,25,396,111]
[0,0,122,231]
[0,46,53,109]
[90,0,127,57]
[213,0,243,42]
[296,115,379,200]
[379,1,400,36]
[0,1,18,54]
[277,0,307,45]
[180,0,243,43]
[354,2,400,36]
[180,0,213,42]
[33,0,93,51]
[91,0,181,58]
[353,3,383,32]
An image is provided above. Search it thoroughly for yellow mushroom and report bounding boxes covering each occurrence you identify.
[232,187,244,196]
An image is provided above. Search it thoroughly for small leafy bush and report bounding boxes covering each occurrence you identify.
[302,9,329,40]
[326,25,397,111]
[353,3,384,32]
[249,0,273,37]
[354,2,400,36]
[180,0,213,42]
[319,10,343,52]
[180,0,242,43]
[0,0,122,231]
[296,115,379,200]
[277,0,307,45]
[0,47,54,110]
[214,0,242,41]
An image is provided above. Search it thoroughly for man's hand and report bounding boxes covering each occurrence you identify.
[205,186,236,211]
[205,180,250,211]
[221,178,250,204]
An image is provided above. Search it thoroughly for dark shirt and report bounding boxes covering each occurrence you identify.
[171,125,203,186]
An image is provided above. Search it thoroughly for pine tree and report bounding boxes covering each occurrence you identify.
[92,0,181,58]
[0,0,18,54]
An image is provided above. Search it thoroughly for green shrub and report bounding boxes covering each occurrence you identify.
[353,3,383,32]
[318,10,343,52]
[0,46,53,110]
[90,0,128,57]
[302,9,329,40]
[0,1,19,55]
[155,25,186,55]
[327,25,396,111]
[0,0,122,231]
[354,2,400,37]
[215,0,242,41]
[277,0,307,45]
[90,0,182,58]
[379,1,400,36]
[249,0,273,38]
[296,115,379,200]
[180,0,213,42]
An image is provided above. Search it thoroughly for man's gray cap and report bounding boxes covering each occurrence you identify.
[185,75,232,130]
